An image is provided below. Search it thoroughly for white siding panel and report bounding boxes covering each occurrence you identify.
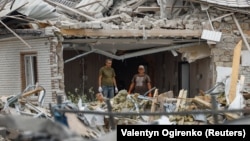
[0,38,53,106]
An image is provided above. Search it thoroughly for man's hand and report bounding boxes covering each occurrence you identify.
[115,87,118,93]
[98,87,103,92]
[148,93,152,97]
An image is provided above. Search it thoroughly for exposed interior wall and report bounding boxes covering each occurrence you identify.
[63,44,216,99]
[207,10,250,92]
[64,50,86,95]
[189,57,212,97]
[64,52,107,100]
[211,40,250,92]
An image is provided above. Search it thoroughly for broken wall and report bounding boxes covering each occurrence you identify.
[189,57,212,97]
[209,11,250,92]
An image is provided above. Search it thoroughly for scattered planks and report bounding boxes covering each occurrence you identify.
[174,89,187,124]
[192,96,240,120]
[228,40,242,104]
[148,89,158,122]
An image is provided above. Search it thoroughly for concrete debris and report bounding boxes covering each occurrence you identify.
[0,0,222,31]
[0,115,87,141]
[0,77,249,141]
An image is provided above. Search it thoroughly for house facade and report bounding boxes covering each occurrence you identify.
[0,30,64,105]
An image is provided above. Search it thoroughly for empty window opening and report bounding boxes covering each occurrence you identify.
[21,53,38,91]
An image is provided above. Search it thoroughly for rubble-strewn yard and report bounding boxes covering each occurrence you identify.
[1,78,250,140]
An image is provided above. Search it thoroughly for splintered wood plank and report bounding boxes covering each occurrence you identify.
[180,90,187,107]
[178,90,187,125]
[148,89,158,122]
[21,87,43,98]
[136,6,160,12]
[224,112,240,120]
[192,96,212,109]
[229,40,242,104]
[175,89,184,112]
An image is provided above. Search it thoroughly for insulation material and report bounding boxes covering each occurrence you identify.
[177,44,211,63]
[210,66,232,93]
[225,77,245,109]
[215,66,232,83]
[201,29,222,42]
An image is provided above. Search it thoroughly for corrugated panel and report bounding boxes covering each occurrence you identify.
[0,0,28,18]
[51,0,80,8]
[17,0,60,20]
[75,0,113,14]
[0,38,53,106]
[200,0,250,7]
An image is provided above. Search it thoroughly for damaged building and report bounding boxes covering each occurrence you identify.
[0,0,250,106]
[1,1,250,140]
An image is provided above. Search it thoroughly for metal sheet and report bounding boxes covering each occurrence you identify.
[17,0,60,20]
[0,0,28,18]
[200,0,250,7]
[201,29,222,42]
[75,0,113,14]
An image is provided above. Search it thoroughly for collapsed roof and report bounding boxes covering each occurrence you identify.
[0,0,249,61]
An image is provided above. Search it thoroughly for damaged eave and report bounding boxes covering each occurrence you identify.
[60,28,203,38]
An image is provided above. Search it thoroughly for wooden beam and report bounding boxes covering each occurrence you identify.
[148,89,158,122]
[175,89,184,112]
[229,40,242,104]
[178,90,187,124]
[60,29,202,38]
[136,6,160,12]
[64,38,174,45]
[21,87,43,98]
[193,96,212,108]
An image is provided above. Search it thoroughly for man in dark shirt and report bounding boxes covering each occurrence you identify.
[128,65,152,97]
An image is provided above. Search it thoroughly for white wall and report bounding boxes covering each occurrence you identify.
[0,37,53,106]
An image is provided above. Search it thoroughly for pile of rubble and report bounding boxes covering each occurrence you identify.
[1,80,250,140]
